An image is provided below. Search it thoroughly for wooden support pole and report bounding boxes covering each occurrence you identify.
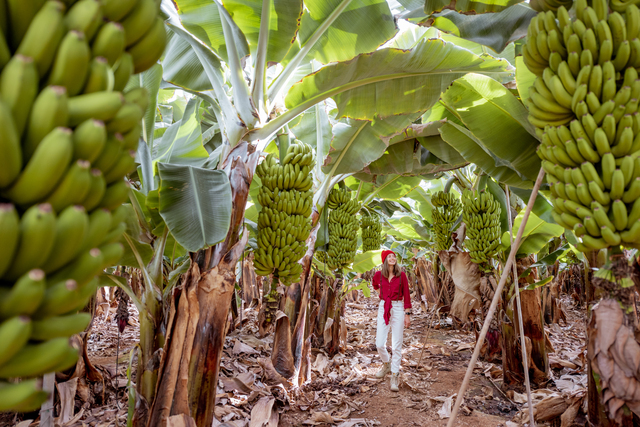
[447,168,545,427]
[506,185,536,427]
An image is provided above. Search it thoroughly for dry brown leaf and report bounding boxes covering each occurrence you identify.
[549,355,577,370]
[233,339,259,355]
[455,342,474,352]
[324,318,334,345]
[220,372,258,394]
[560,398,581,427]
[56,377,78,424]
[590,299,640,422]
[312,353,329,374]
[166,414,197,427]
[437,395,454,419]
[257,357,289,387]
[439,251,481,320]
[250,396,275,427]
[533,394,568,422]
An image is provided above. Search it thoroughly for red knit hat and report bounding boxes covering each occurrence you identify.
[381,250,395,263]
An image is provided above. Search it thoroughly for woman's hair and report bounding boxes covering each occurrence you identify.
[381,256,401,279]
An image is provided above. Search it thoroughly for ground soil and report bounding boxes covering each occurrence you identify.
[1,290,587,427]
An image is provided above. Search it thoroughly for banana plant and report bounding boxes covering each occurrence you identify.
[148,1,517,424]
[103,65,235,416]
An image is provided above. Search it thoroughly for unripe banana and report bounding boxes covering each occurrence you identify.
[65,0,103,41]
[0,316,32,366]
[94,133,125,173]
[0,337,77,379]
[106,102,143,134]
[47,30,91,96]
[16,0,65,76]
[124,87,149,112]
[0,99,22,189]
[79,209,112,253]
[128,17,168,74]
[103,0,139,21]
[98,179,131,210]
[112,52,134,92]
[4,204,57,280]
[0,270,45,319]
[0,380,47,413]
[30,313,91,341]
[3,127,73,206]
[83,56,114,94]
[92,21,125,67]
[23,86,69,161]
[0,204,19,278]
[121,0,157,47]
[68,91,124,126]
[72,119,107,163]
[41,205,89,273]
[0,54,39,137]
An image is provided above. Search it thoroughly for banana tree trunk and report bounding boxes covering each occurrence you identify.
[414,257,438,310]
[585,249,614,427]
[241,253,260,306]
[502,256,548,388]
[271,221,319,383]
[326,272,344,357]
[147,143,258,427]
[586,248,637,426]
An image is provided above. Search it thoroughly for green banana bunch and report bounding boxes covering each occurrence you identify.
[432,191,462,251]
[361,213,384,252]
[462,190,502,265]
[524,0,640,252]
[325,188,361,270]
[254,141,316,284]
[0,0,165,410]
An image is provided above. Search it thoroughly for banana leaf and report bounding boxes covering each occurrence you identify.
[173,0,249,63]
[500,210,564,255]
[424,0,523,15]
[352,249,384,273]
[157,163,232,252]
[515,54,536,104]
[224,0,303,63]
[406,187,433,224]
[439,121,532,188]
[361,140,465,176]
[510,186,554,224]
[283,38,511,121]
[152,98,209,167]
[440,73,540,182]
[283,0,397,65]
[425,4,535,53]
[322,113,422,176]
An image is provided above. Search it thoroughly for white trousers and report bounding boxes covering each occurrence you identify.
[375,300,404,374]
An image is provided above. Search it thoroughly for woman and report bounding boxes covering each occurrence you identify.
[371,250,412,391]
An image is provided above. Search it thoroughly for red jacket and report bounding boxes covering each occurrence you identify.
[372,271,412,325]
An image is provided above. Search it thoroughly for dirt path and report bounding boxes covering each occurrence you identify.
[280,295,518,426]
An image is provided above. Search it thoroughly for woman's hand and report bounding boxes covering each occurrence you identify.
[404,314,411,328]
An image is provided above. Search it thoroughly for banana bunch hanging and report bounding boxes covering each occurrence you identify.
[462,190,502,265]
[431,191,463,251]
[254,141,315,285]
[523,0,640,252]
[0,0,165,411]
[361,213,383,252]
[326,188,361,270]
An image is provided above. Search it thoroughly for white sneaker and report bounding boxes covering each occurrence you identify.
[375,362,391,378]
[390,373,399,392]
